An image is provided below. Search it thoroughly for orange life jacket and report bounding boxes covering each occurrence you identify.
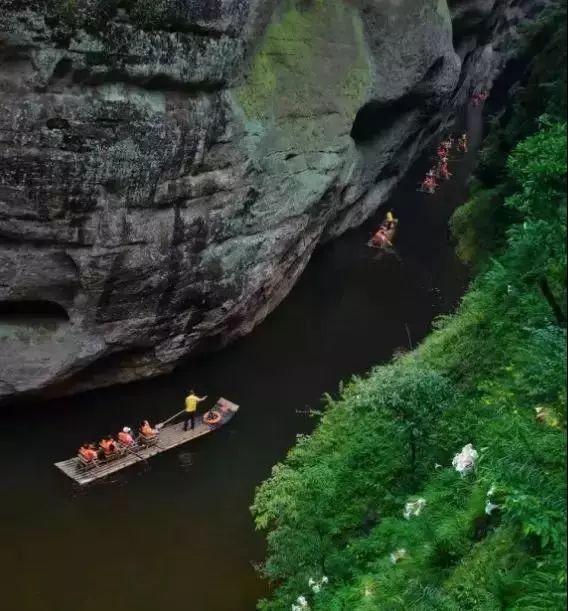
[140,424,155,438]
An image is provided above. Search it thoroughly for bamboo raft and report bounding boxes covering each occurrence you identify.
[54,398,239,485]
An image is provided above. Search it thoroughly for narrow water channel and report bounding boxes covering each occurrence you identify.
[0,105,483,611]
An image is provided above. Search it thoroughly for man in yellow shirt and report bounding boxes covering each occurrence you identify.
[184,390,208,431]
[385,210,397,230]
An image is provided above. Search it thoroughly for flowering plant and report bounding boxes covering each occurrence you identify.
[452,443,478,476]
[403,497,426,519]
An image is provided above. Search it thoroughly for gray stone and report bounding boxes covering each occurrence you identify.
[0,0,547,402]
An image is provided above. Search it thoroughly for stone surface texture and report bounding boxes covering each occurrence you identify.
[0,0,547,402]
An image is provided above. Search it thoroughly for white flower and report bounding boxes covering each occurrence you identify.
[308,578,316,587]
[452,443,478,476]
[403,498,426,519]
[434,463,442,470]
[297,596,308,609]
[390,548,408,564]
[292,606,301,611]
[311,584,321,594]
[485,501,499,515]
[321,576,329,585]
[487,484,496,497]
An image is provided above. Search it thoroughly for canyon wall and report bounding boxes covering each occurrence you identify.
[0,0,546,402]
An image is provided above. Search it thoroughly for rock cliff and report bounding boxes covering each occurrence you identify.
[0,0,547,402]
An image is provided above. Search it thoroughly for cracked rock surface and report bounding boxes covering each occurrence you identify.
[0,0,546,402]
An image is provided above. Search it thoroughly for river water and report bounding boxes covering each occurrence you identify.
[0,105,483,611]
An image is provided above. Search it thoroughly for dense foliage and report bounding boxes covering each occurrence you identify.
[253,10,567,610]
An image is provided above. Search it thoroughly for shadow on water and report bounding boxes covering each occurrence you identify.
[0,106,484,611]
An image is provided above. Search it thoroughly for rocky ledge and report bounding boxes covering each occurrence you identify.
[0,0,547,402]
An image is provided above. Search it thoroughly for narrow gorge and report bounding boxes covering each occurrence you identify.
[0,0,546,402]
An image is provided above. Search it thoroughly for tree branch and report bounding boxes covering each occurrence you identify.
[538,276,566,326]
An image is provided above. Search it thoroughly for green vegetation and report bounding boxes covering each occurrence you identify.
[253,7,566,611]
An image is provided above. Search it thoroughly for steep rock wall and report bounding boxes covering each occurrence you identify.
[0,0,546,402]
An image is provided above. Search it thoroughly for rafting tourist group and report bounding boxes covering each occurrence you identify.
[78,420,159,464]
[77,390,207,466]
[369,89,487,250]
[420,130,470,195]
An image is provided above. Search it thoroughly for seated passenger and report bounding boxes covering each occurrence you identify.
[118,427,134,446]
[78,442,98,463]
[98,435,118,459]
[422,176,437,193]
[372,228,392,248]
[438,160,451,180]
[139,420,158,439]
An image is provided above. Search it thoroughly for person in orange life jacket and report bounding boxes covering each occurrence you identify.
[437,144,448,159]
[184,390,208,431]
[438,158,451,180]
[98,435,117,459]
[118,427,134,446]
[375,228,392,247]
[78,442,97,463]
[423,171,437,193]
[139,420,157,439]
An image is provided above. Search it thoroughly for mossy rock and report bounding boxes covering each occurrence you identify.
[235,0,371,123]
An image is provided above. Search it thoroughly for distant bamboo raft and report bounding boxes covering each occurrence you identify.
[54,398,239,486]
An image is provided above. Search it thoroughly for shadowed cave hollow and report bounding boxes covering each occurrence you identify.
[350,93,427,144]
[0,300,70,322]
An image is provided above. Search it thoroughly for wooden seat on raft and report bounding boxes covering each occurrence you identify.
[138,433,159,447]
[78,455,99,471]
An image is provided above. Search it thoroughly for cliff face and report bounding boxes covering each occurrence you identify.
[0,0,546,402]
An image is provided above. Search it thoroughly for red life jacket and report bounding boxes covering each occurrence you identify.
[79,447,97,462]
[118,431,133,445]
[372,231,385,245]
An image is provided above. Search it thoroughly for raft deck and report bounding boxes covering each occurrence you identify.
[54,398,239,485]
